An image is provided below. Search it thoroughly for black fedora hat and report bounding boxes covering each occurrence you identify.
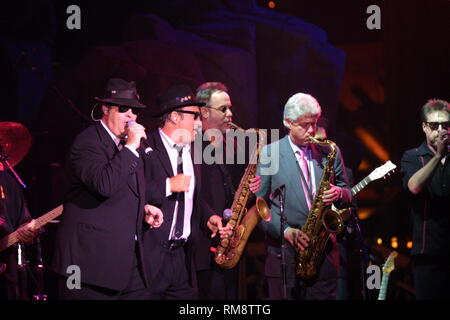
[95,78,146,109]
[152,85,205,118]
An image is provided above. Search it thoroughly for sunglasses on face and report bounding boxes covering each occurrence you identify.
[425,121,450,130]
[176,110,202,120]
[117,106,141,115]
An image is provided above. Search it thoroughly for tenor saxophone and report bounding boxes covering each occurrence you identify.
[214,121,271,269]
[296,136,345,279]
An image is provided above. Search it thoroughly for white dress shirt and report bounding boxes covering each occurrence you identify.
[159,128,195,240]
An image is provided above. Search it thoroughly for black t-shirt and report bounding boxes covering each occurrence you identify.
[0,170,30,238]
[400,141,450,258]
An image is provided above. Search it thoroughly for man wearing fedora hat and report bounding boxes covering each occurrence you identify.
[52,78,163,299]
[143,84,231,299]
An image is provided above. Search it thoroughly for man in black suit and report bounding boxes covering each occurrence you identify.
[194,82,261,300]
[143,85,231,300]
[52,78,163,300]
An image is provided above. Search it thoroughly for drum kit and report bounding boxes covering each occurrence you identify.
[0,121,32,187]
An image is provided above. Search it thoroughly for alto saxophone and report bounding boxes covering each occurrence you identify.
[296,136,345,279]
[214,122,271,269]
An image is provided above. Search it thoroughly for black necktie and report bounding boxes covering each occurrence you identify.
[118,139,126,150]
[174,145,184,238]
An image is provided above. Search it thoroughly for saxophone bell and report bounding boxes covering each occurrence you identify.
[322,208,345,234]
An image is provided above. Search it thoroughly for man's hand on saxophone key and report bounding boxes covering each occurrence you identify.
[284,227,310,251]
[322,184,342,206]
[207,215,234,239]
[248,175,261,194]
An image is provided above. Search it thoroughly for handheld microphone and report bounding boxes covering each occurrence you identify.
[269,185,286,201]
[223,209,233,223]
[127,121,153,154]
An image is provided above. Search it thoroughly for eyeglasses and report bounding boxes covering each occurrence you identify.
[117,106,141,115]
[290,121,318,130]
[204,105,231,114]
[176,110,202,120]
[425,121,450,130]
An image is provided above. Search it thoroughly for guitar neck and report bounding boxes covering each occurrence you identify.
[0,205,63,252]
[377,273,390,300]
[34,205,63,229]
[351,176,372,196]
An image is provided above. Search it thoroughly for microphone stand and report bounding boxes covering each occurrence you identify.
[16,243,29,300]
[33,234,47,300]
[278,189,288,300]
[348,211,369,300]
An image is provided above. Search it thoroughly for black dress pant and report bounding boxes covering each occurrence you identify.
[266,238,339,300]
[413,255,450,300]
[57,253,150,300]
[148,245,197,300]
[197,264,238,300]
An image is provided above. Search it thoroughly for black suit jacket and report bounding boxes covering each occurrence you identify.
[143,130,211,281]
[51,121,148,291]
[193,138,246,271]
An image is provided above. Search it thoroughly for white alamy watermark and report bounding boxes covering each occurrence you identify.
[188,128,280,175]
[66,265,81,289]
[66,5,81,30]
[366,5,381,30]
[366,265,381,290]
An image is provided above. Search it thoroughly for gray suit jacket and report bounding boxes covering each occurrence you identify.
[256,135,352,242]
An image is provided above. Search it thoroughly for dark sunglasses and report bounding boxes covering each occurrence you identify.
[204,105,231,114]
[176,110,202,120]
[425,121,450,130]
[117,106,141,115]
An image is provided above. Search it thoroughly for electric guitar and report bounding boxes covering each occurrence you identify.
[332,161,396,213]
[0,205,63,253]
[378,251,398,300]
[351,160,397,196]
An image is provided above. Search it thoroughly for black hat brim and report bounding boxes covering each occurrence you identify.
[152,101,205,118]
[95,97,147,109]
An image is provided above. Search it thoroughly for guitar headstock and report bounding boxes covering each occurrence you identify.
[368,161,397,181]
[382,251,398,274]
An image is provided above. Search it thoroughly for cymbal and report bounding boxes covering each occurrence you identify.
[0,122,32,168]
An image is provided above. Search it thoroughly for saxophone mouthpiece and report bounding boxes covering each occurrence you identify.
[226,121,244,131]
[305,135,315,143]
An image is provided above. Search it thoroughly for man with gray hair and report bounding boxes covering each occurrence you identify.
[256,92,352,300]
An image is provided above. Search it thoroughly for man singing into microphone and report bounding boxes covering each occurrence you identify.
[400,98,449,299]
[52,78,162,299]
